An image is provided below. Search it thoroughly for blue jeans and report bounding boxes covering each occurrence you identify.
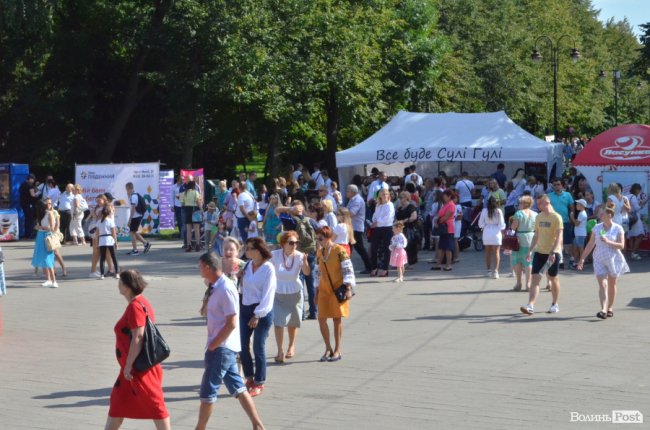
[199,347,247,403]
[239,304,273,385]
[179,207,187,246]
[301,252,317,318]
[237,217,249,242]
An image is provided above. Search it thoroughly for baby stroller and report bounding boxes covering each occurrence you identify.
[458,206,484,252]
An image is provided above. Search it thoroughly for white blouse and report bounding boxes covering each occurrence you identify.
[333,223,349,245]
[241,261,277,318]
[271,249,305,295]
[372,202,395,227]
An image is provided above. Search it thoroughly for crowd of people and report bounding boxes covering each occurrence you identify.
[12,159,647,428]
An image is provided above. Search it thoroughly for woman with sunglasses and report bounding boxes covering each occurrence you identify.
[271,231,310,363]
[315,226,356,362]
[240,238,276,397]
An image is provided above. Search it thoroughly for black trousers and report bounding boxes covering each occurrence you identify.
[370,226,392,271]
[100,245,118,275]
[352,230,372,271]
[59,210,72,242]
[405,227,419,265]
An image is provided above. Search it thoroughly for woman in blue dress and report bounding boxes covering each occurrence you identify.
[263,194,282,247]
[31,198,58,288]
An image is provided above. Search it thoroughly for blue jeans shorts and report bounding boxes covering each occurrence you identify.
[199,347,247,403]
[573,236,586,248]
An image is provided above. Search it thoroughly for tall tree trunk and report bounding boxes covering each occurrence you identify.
[265,125,281,179]
[180,122,195,169]
[96,0,170,162]
[325,89,339,181]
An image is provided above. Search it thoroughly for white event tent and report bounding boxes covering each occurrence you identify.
[335,111,564,186]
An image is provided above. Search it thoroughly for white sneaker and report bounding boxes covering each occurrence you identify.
[492,271,499,279]
[90,271,101,278]
[631,253,642,261]
[100,275,105,280]
[520,304,534,315]
[548,303,560,313]
[41,280,53,287]
[486,270,493,278]
[51,282,59,288]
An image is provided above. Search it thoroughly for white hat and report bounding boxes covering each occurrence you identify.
[575,199,587,207]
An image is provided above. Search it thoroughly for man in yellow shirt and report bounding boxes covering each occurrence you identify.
[520,195,563,315]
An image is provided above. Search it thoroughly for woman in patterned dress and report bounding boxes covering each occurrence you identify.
[577,203,629,320]
[315,226,355,362]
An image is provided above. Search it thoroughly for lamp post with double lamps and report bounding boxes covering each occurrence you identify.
[599,69,621,126]
[531,35,580,141]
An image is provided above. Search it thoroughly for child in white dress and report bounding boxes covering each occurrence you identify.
[389,221,408,283]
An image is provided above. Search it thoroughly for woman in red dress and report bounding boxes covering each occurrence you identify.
[105,269,171,430]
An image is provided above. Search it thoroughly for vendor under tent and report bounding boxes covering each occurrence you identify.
[573,124,650,248]
[335,111,564,189]
[573,124,650,199]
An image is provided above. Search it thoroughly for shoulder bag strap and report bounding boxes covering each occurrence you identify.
[320,249,342,295]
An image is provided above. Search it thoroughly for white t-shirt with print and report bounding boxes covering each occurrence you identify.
[98,217,116,246]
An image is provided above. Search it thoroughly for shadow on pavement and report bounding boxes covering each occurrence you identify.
[34,385,202,408]
[157,317,206,327]
[627,297,650,309]
[392,313,596,324]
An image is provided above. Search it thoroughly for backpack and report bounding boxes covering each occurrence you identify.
[295,216,316,254]
[134,192,147,215]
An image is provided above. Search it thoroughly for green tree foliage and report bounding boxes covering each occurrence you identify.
[0,0,645,179]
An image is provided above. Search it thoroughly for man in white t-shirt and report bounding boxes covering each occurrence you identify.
[367,171,389,203]
[195,253,265,430]
[311,163,325,188]
[403,165,423,187]
[125,182,151,255]
[454,172,475,207]
[235,182,256,241]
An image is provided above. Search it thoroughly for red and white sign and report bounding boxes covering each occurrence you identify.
[574,124,650,166]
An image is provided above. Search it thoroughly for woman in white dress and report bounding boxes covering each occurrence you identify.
[271,231,310,363]
[577,202,629,319]
[478,196,506,279]
[626,183,646,261]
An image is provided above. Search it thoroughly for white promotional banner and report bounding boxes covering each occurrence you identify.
[75,163,160,234]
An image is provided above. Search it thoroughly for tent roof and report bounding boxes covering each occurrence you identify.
[336,111,560,168]
[573,124,650,167]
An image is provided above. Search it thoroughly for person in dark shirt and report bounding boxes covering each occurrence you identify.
[19,174,37,239]
[490,163,507,189]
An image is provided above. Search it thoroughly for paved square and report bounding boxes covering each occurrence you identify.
[1,240,648,429]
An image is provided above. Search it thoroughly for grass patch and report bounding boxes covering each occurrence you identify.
[234,154,267,179]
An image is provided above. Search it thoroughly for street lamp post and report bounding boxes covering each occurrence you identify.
[599,70,621,126]
[531,35,580,141]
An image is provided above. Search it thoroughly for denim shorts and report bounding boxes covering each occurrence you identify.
[573,236,586,248]
[199,347,246,403]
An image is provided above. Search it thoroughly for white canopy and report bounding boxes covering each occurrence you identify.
[336,111,563,168]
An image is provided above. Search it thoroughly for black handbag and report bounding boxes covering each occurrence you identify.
[321,250,353,303]
[132,302,171,372]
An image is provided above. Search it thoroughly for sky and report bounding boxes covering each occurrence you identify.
[591,0,649,37]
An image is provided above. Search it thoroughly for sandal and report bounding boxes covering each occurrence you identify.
[285,349,295,359]
[596,311,607,320]
[606,310,614,318]
[370,270,378,277]
[249,385,264,397]
[443,267,452,271]
[328,353,342,362]
[274,353,284,363]
[513,284,522,292]
[319,351,333,362]
[379,270,389,277]
[245,378,255,391]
